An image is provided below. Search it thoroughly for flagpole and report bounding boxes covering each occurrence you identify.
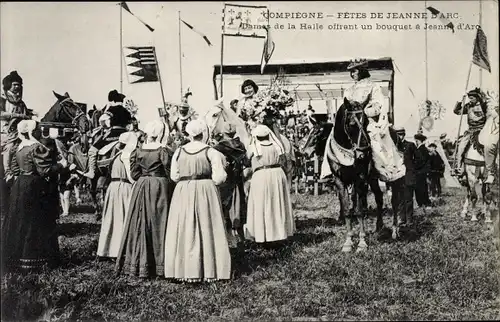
[452,61,473,170]
[220,4,226,98]
[178,11,183,99]
[479,0,482,87]
[153,47,167,108]
[120,3,123,92]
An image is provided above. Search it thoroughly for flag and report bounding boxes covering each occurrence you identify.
[472,27,491,73]
[260,26,275,74]
[426,7,455,33]
[119,2,155,32]
[181,19,212,46]
[124,46,159,84]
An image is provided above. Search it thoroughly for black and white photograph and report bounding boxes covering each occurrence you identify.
[0,1,499,320]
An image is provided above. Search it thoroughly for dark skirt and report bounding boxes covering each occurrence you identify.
[2,175,60,272]
[115,176,172,278]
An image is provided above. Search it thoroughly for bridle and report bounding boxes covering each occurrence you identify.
[344,108,370,152]
[58,97,88,131]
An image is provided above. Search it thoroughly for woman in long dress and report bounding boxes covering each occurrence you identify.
[1,120,67,272]
[97,132,138,259]
[164,119,231,283]
[343,59,405,182]
[244,125,295,244]
[115,120,173,278]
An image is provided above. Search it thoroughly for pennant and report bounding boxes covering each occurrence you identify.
[119,2,155,32]
[472,27,491,73]
[260,26,275,74]
[426,7,455,33]
[181,20,213,46]
[124,46,159,84]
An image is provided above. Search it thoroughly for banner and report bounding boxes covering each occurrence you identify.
[223,4,269,38]
[124,46,159,84]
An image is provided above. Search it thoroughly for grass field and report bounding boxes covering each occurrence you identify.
[2,187,500,321]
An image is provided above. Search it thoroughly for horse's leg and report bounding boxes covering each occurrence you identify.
[333,176,346,225]
[338,179,353,252]
[356,182,369,252]
[369,176,384,232]
[90,177,100,216]
[483,180,493,224]
[468,170,479,222]
[461,194,470,218]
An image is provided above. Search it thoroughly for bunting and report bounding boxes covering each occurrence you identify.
[181,20,213,46]
[124,46,159,84]
[119,2,155,32]
[472,27,491,73]
[260,26,275,74]
[426,7,455,33]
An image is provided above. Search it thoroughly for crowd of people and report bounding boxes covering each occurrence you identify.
[0,60,497,282]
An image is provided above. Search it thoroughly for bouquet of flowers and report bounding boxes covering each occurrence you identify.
[240,82,295,126]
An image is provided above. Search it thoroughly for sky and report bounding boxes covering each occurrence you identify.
[1,1,498,138]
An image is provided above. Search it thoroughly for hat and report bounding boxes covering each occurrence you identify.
[2,71,23,91]
[467,88,482,98]
[108,89,126,103]
[17,120,36,134]
[241,79,259,94]
[440,133,447,139]
[347,58,369,71]
[414,133,427,141]
[393,125,405,134]
[179,102,190,110]
[222,122,236,134]
[428,143,437,148]
[251,124,271,138]
[144,120,165,138]
[185,119,207,138]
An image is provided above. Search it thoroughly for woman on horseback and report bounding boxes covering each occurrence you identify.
[344,58,405,183]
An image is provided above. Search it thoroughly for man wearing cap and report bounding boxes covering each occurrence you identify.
[414,133,432,212]
[453,88,496,184]
[439,133,453,160]
[213,122,249,244]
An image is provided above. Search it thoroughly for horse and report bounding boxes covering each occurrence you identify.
[304,98,403,252]
[459,134,496,224]
[301,111,386,232]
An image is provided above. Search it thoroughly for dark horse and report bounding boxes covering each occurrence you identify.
[303,97,392,252]
[41,91,91,138]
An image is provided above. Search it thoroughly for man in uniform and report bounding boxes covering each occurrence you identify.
[453,88,497,184]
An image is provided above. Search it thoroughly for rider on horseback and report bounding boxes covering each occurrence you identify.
[453,88,497,184]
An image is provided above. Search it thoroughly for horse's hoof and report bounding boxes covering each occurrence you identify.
[391,229,399,240]
[471,216,478,222]
[485,218,493,224]
[356,244,367,252]
[341,241,353,252]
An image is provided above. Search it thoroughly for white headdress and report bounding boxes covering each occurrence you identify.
[185,119,209,144]
[118,131,138,183]
[17,120,40,151]
[249,124,284,157]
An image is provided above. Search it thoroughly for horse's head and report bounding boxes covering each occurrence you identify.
[300,122,333,157]
[42,91,91,134]
[342,98,371,160]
